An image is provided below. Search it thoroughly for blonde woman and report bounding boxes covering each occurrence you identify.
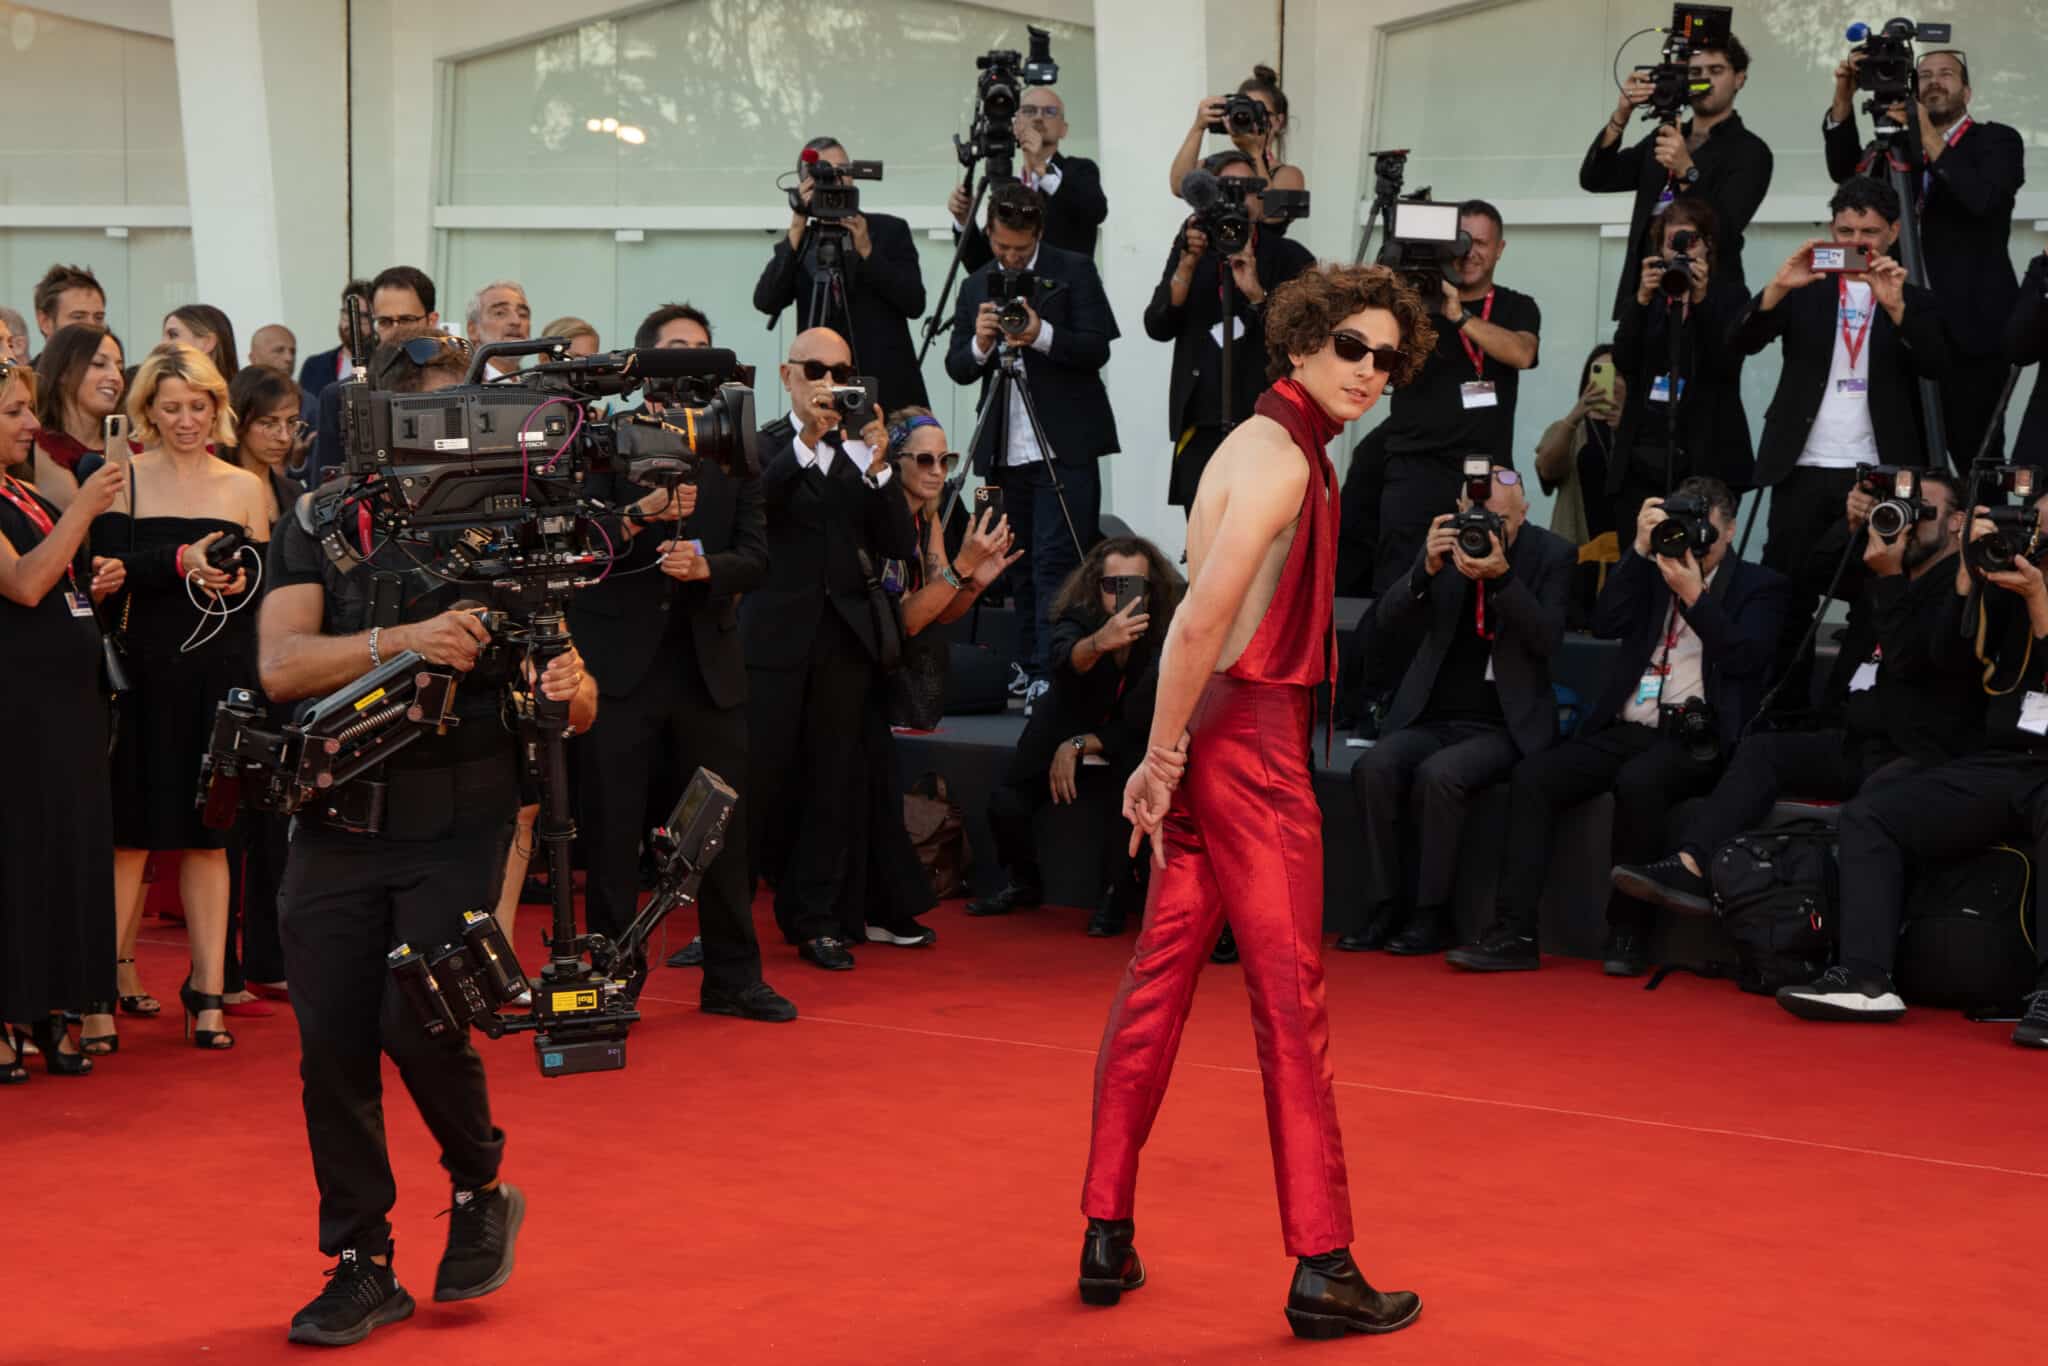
[91,344,269,1051]
[539,316,600,357]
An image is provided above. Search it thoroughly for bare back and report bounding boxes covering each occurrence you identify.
[1184,414,1307,671]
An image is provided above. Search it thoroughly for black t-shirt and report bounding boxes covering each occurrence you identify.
[1419,579,1505,726]
[1382,285,1542,465]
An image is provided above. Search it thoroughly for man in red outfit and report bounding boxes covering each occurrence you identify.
[1079,264,1434,1339]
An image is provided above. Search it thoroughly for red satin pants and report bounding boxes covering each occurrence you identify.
[1081,676,1353,1257]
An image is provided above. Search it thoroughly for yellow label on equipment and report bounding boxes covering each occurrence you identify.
[551,989,599,1012]
[352,687,388,712]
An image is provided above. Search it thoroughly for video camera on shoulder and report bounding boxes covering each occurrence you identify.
[1651,492,1719,559]
[1633,4,1733,125]
[1450,456,1505,559]
[1855,463,1937,543]
[1846,17,1951,112]
[1965,462,2043,576]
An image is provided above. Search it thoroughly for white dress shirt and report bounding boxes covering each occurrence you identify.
[787,409,891,487]
[1622,565,1718,728]
[968,247,1057,467]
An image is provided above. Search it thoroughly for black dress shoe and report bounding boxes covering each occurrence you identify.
[1086,907,1126,937]
[665,935,704,968]
[799,937,856,971]
[1601,928,1650,978]
[966,882,1043,917]
[1335,903,1404,953]
[1077,1217,1145,1306]
[1285,1249,1421,1339]
[1210,925,1239,964]
[1444,925,1539,972]
[1383,908,1454,956]
[1610,854,1713,915]
[701,981,798,1022]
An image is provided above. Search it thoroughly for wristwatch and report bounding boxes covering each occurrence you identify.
[1448,311,1471,330]
[1681,165,1702,187]
[1070,736,1088,756]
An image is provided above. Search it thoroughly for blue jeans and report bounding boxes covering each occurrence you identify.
[997,458,1100,677]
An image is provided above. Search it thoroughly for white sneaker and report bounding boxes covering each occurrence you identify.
[1775,966,1905,1022]
[1023,678,1049,715]
[1006,662,1031,698]
[864,924,938,947]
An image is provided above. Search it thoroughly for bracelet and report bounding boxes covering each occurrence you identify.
[174,543,189,576]
[369,625,382,667]
[939,560,964,589]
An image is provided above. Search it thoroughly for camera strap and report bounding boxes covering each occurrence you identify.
[1837,278,1875,374]
[0,475,78,598]
[1458,289,1496,379]
[1473,582,1496,642]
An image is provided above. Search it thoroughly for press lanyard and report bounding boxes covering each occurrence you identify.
[1459,289,1495,380]
[0,475,76,591]
[1474,582,1495,641]
[1649,603,1684,679]
[1922,116,1972,199]
[1838,278,1875,374]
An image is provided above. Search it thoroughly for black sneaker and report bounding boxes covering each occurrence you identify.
[1444,925,1538,972]
[701,980,798,1022]
[2013,989,2048,1049]
[966,882,1042,917]
[865,923,938,947]
[665,935,704,968]
[1210,925,1239,964]
[1611,855,1712,915]
[287,1246,415,1346]
[1775,966,1906,1022]
[1601,929,1649,978]
[434,1182,524,1302]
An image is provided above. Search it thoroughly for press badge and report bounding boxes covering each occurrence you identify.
[1634,672,1661,707]
[1837,377,1869,394]
[2021,692,2048,736]
[65,590,94,618]
[1460,381,1498,409]
[1848,659,1879,693]
[1485,654,1496,683]
[1647,375,1686,405]
[1208,316,1246,349]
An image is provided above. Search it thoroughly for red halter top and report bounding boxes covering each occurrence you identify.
[1225,378,1341,690]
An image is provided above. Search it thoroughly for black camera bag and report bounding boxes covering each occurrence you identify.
[1895,845,2036,1014]
[1708,819,1839,994]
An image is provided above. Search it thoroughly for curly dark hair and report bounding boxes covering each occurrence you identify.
[1048,536,1186,647]
[1262,263,1434,383]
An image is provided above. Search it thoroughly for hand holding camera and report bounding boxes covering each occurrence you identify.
[1653,541,1707,604]
[1830,51,1866,122]
[1864,254,1909,322]
[180,529,250,596]
[1453,528,1509,581]
[1972,505,2048,602]
[1423,513,1461,577]
[1613,70,1654,123]
[1863,517,1909,576]
[1651,123,1695,178]
[632,483,696,527]
[1175,222,1210,277]
[1227,245,1264,305]
[1844,484,1876,529]
[845,214,873,260]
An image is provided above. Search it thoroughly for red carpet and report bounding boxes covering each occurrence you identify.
[11,894,2046,1364]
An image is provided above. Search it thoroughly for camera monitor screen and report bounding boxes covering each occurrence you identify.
[1391,201,1461,246]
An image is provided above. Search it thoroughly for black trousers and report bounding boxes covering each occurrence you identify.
[1350,720,1522,921]
[580,636,761,995]
[1498,722,1722,935]
[751,607,882,945]
[859,702,936,933]
[237,810,290,985]
[1941,354,2008,469]
[278,760,513,1258]
[1356,454,1462,703]
[1675,730,1913,863]
[986,762,1135,893]
[997,458,1101,677]
[1837,751,2048,980]
[1762,466,1860,709]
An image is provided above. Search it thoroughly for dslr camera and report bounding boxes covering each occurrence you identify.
[1207,93,1271,137]
[988,270,1041,336]
[1450,457,1504,559]
[1634,4,1733,125]
[1651,493,1719,559]
[1855,464,1936,543]
[1847,17,1952,110]
[1965,463,2043,576]
[828,376,879,418]
[1657,229,1701,299]
[1661,695,1721,762]
[1179,167,1309,255]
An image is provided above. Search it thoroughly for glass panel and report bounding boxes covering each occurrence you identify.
[0,2,186,203]
[0,227,195,351]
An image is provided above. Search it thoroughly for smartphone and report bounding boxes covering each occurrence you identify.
[1107,574,1147,617]
[1587,358,1617,408]
[102,413,132,463]
[973,483,1004,525]
[1810,243,1872,274]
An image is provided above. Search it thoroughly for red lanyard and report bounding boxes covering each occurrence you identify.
[1837,278,1876,373]
[1649,604,1685,677]
[0,475,77,591]
[1459,289,1495,379]
[1474,582,1495,641]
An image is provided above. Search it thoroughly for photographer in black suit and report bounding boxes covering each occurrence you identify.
[754,137,929,412]
[568,303,794,1022]
[743,327,917,972]
[1824,48,2025,463]
[945,180,1119,694]
[1341,466,1572,956]
[2010,247,2048,467]
[1143,150,1315,512]
[947,85,1107,268]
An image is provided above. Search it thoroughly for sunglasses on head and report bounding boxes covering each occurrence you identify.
[795,359,857,383]
[398,335,468,364]
[1329,331,1410,385]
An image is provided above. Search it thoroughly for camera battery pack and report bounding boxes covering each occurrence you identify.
[536,1032,626,1077]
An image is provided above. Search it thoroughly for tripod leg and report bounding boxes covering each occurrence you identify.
[1010,364,1088,561]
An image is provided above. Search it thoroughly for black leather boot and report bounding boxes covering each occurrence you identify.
[1285,1249,1421,1339]
[1077,1218,1145,1306]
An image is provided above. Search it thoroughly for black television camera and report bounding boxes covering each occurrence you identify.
[1657,228,1702,299]
[989,269,1041,336]
[1450,457,1504,559]
[1965,462,2043,576]
[1651,492,1719,559]
[1207,93,1270,137]
[1855,463,1937,543]
[792,154,884,222]
[1847,17,1952,116]
[955,25,1059,183]
[1180,167,1310,255]
[1632,4,1733,126]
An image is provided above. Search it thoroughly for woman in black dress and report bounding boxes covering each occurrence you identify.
[93,344,270,1051]
[0,360,128,1077]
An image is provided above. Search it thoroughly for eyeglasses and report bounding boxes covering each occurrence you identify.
[373,312,427,330]
[906,450,960,472]
[1492,469,1521,488]
[247,415,312,441]
[1019,102,1063,117]
[1329,330,1411,386]
[794,359,857,383]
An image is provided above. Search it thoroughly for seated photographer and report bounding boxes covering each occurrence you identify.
[1168,65,1306,233]
[1448,480,1788,974]
[1825,47,2025,463]
[1341,464,1571,956]
[1731,176,1948,693]
[945,180,1119,701]
[1606,197,1753,534]
[967,536,1182,938]
[947,85,1107,269]
[1582,28,1770,320]
[753,136,928,412]
[1144,149,1315,513]
[1778,500,2048,1049]
[1614,469,1981,920]
[2007,246,2048,469]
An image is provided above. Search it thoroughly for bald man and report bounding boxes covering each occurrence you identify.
[947,84,1108,270]
[250,323,298,376]
[0,307,29,365]
[740,327,918,972]
[1340,464,1575,956]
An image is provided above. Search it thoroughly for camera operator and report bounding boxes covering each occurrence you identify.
[744,327,917,973]
[945,180,1119,699]
[1778,499,2048,1048]
[1583,30,1771,321]
[1614,470,1980,923]
[1606,197,1753,533]
[2003,244,2048,469]
[464,280,531,380]
[1168,65,1306,233]
[1144,150,1315,513]
[753,136,928,412]
[947,85,1107,270]
[1825,48,2025,463]
[1448,479,1788,974]
[258,334,599,1346]
[1340,465,1572,956]
[567,304,794,1022]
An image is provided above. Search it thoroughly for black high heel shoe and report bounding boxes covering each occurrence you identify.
[30,1016,93,1077]
[80,1001,118,1056]
[1,1027,27,1085]
[179,975,236,1051]
[117,958,161,1017]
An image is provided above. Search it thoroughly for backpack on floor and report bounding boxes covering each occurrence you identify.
[904,772,971,899]
[1708,819,1839,995]
[1895,845,2037,1014]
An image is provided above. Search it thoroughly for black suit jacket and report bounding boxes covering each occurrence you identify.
[306,381,344,491]
[739,416,917,673]
[1823,115,2025,356]
[753,212,929,412]
[2007,254,2048,467]
[1580,111,1774,321]
[1006,608,1159,785]
[1610,277,1754,492]
[1143,230,1315,438]
[568,462,768,708]
[956,154,1108,271]
[944,242,1119,477]
[1585,549,1790,747]
[1377,523,1573,757]
[299,346,347,398]
[1729,278,1950,484]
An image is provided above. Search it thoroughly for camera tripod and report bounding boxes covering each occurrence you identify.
[963,340,1085,562]
[803,222,862,372]
[1859,97,1949,469]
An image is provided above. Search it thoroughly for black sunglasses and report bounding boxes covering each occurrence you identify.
[795,359,857,383]
[1330,331,1410,385]
[398,335,469,364]
[906,450,960,472]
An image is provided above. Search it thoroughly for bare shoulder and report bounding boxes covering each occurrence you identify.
[1208,415,1310,497]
